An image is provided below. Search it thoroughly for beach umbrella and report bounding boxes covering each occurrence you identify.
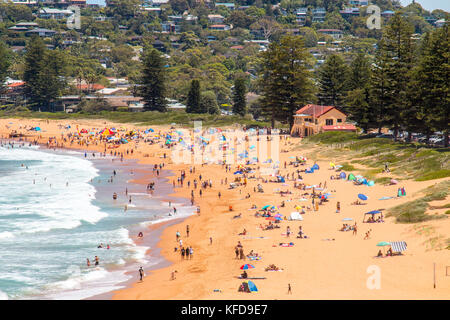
[261,205,274,210]
[240,264,255,270]
[358,194,368,201]
[234,171,243,175]
[376,241,390,247]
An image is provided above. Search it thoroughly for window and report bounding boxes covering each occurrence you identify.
[337,119,342,123]
[326,119,333,125]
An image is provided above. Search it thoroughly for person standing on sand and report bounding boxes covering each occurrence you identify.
[353,223,357,236]
[139,267,144,281]
[288,283,292,294]
[235,246,239,259]
[186,225,189,237]
[336,201,340,213]
[181,247,185,259]
[189,246,193,259]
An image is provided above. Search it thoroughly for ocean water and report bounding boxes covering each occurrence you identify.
[0,143,193,300]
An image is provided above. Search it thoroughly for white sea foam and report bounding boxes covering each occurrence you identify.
[0,231,14,239]
[0,290,8,300]
[0,146,106,235]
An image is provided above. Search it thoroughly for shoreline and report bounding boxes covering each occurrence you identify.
[1,118,449,300]
[1,137,195,300]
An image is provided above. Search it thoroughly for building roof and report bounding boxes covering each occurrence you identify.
[296,104,342,118]
[7,81,25,88]
[79,84,105,90]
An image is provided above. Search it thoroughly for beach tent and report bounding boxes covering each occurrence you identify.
[348,173,356,181]
[340,172,346,179]
[389,241,407,253]
[368,180,375,186]
[312,163,319,170]
[276,176,285,183]
[34,127,41,131]
[390,179,398,185]
[247,281,258,292]
[305,169,314,174]
[289,212,304,221]
[238,282,251,293]
[363,210,382,222]
[358,194,368,201]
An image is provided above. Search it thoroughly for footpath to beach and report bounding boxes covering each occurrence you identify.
[1,118,449,300]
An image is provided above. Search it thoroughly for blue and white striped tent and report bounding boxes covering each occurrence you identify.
[389,241,407,252]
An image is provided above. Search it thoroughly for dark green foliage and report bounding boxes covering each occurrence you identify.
[139,48,167,112]
[186,79,201,113]
[259,35,316,129]
[232,77,247,116]
[318,54,349,107]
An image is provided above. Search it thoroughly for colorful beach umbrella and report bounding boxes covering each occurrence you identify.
[240,264,255,270]
[376,241,390,247]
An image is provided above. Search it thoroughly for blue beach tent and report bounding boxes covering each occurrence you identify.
[247,281,258,292]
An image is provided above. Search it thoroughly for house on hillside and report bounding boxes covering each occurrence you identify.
[290,104,356,137]
[296,8,307,26]
[38,8,75,20]
[312,8,326,23]
[318,29,344,39]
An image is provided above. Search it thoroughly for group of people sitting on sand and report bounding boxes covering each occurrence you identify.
[340,224,356,232]
[366,215,384,223]
[260,222,280,230]
[377,248,396,257]
[265,264,282,271]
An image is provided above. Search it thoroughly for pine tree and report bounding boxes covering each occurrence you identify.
[317,54,350,107]
[348,52,371,92]
[369,40,391,134]
[232,77,246,117]
[0,42,11,94]
[413,23,450,147]
[186,79,201,113]
[23,36,46,110]
[378,13,415,139]
[259,35,316,129]
[23,37,67,111]
[139,48,167,112]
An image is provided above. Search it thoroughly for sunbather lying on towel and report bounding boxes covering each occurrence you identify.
[265,264,283,271]
[233,213,242,219]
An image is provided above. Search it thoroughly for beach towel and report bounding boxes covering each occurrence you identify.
[379,196,393,200]
[279,242,294,247]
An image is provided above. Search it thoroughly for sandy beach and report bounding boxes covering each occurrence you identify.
[1,118,449,300]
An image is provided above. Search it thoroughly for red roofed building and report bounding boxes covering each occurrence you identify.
[78,83,105,93]
[291,104,356,137]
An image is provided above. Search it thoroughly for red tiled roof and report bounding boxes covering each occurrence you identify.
[296,104,335,117]
[79,84,105,90]
[8,81,25,88]
[322,124,356,131]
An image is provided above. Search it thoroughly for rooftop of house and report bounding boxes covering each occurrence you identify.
[295,104,344,118]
